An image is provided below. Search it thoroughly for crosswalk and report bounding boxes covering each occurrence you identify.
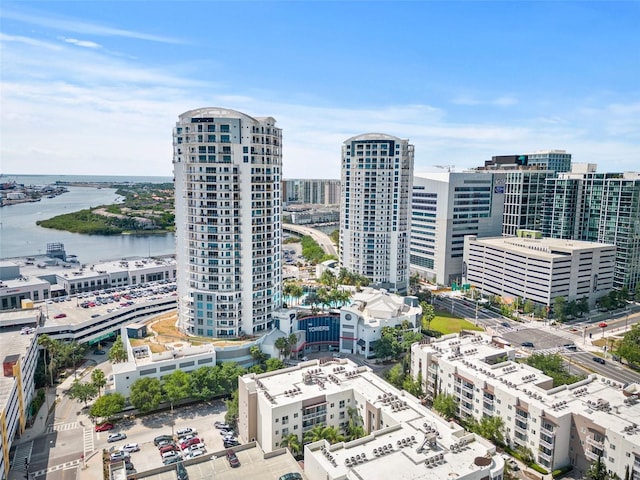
[83,427,94,458]
[11,441,33,476]
[31,459,81,478]
[46,421,79,434]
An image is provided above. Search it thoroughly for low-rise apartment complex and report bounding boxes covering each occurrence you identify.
[238,359,504,480]
[411,333,640,477]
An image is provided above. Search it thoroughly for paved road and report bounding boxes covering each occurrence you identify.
[283,223,338,257]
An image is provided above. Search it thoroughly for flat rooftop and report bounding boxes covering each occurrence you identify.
[249,359,500,479]
[0,326,36,411]
[133,443,304,480]
[471,236,615,259]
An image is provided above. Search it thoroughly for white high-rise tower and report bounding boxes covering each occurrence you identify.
[173,108,282,337]
[340,133,414,294]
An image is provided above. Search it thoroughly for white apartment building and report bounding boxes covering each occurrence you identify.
[463,234,615,307]
[282,179,340,205]
[340,134,414,295]
[411,333,640,477]
[173,108,283,337]
[238,359,504,480]
[337,287,421,358]
[411,172,504,286]
[0,319,39,479]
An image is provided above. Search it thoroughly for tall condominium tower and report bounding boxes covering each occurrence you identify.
[543,171,640,291]
[483,149,571,173]
[282,178,340,205]
[340,134,414,294]
[500,169,555,236]
[173,108,282,337]
[411,172,504,286]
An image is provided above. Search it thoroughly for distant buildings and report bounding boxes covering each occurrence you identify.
[462,232,615,307]
[482,149,572,173]
[238,358,504,480]
[543,170,640,291]
[283,179,340,205]
[340,134,414,294]
[410,172,503,285]
[411,332,640,478]
[172,108,283,337]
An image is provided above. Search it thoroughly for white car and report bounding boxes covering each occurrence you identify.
[107,433,127,443]
[109,451,130,462]
[187,443,206,453]
[180,434,196,442]
[185,450,204,459]
[119,443,140,453]
[177,427,196,437]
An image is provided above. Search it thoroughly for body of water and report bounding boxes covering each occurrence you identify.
[0,175,175,263]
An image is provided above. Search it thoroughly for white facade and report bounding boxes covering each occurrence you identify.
[238,359,503,480]
[411,333,640,477]
[0,323,39,479]
[340,134,414,294]
[338,287,421,358]
[411,172,504,286]
[173,108,282,337]
[463,235,615,307]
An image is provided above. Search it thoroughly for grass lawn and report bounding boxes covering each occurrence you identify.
[430,310,483,335]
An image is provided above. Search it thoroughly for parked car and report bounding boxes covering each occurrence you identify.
[154,434,174,446]
[502,454,519,471]
[157,439,175,449]
[214,421,231,430]
[187,443,206,453]
[109,451,130,462]
[93,349,106,355]
[279,473,303,480]
[501,321,510,327]
[521,341,534,348]
[119,443,140,453]
[226,450,240,468]
[180,433,196,442]
[95,422,114,432]
[185,450,204,459]
[220,429,235,437]
[592,356,606,365]
[177,427,197,437]
[159,444,179,455]
[107,433,127,443]
[163,455,182,465]
[180,437,201,450]
[161,450,180,460]
[53,313,67,319]
[224,439,241,448]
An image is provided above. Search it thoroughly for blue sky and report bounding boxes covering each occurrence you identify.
[1,1,638,178]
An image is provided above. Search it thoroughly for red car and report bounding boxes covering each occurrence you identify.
[53,313,67,319]
[180,437,201,450]
[95,422,115,432]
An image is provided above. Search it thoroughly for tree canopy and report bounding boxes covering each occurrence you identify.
[90,393,125,421]
[617,324,640,365]
[129,377,163,413]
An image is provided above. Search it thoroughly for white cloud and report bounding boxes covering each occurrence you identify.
[1,31,638,178]
[451,94,518,107]
[62,37,102,49]
[2,9,183,44]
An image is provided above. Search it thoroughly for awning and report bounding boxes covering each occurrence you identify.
[357,339,366,347]
[88,332,115,345]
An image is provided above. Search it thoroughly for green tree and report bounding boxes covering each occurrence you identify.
[250,345,267,367]
[321,425,345,444]
[523,300,535,315]
[344,406,366,441]
[265,358,285,371]
[90,369,107,397]
[635,284,640,302]
[37,334,57,387]
[129,377,163,413]
[274,336,288,359]
[585,453,608,480]
[189,365,221,400]
[525,353,585,387]
[280,433,302,457]
[617,324,640,365]
[374,326,402,360]
[577,297,590,316]
[108,336,128,363]
[467,416,505,446]
[420,301,435,331]
[224,389,239,427]
[432,393,458,419]
[385,363,405,389]
[163,370,192,409]
[66,380,98,407]
[553,296,567,322]
[90,393,125,421]
[217,362,247,394]
[303,424,327,444]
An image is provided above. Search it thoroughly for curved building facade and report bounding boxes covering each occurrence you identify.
[340,133,414,294]
[173,108,282,337]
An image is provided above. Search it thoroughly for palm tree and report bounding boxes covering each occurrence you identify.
[321,425,345,444]
[303,424,326,444]
[345,406,366,441]
[280,433,302,457]
[38,334,56,387]
[274,337,288,359]
[288,333,298,359]
[91,369,107,397]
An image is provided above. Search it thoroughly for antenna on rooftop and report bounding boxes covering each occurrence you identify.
[435,165,455,173]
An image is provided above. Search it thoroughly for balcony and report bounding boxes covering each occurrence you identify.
[539,437,554,449]
[586,435,605,451]
[540,424,556,436]
[538,450,553,463]
[586,447,605,462]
